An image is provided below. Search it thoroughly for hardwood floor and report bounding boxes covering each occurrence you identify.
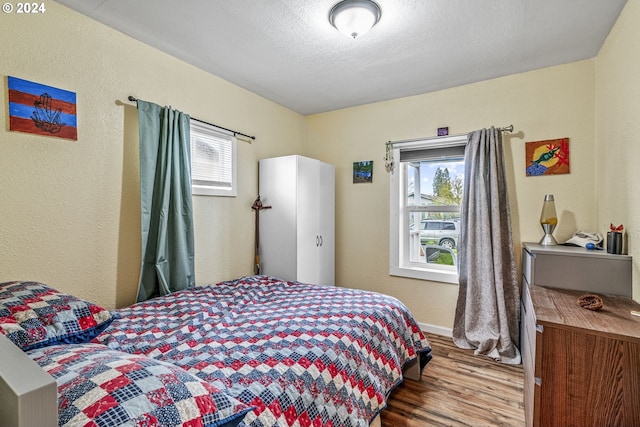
[381,334,525,427]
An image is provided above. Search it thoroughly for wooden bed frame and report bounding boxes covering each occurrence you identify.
[0,334,422,427]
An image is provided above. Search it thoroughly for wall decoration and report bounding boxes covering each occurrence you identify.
[437,127,449,136]
[7,76,77,140]
[353,160,373,183]
[525,137,569,176]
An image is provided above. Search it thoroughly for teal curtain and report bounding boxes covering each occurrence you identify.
[136,100,195,302]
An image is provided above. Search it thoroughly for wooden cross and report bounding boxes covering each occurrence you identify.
[251,195,272,275]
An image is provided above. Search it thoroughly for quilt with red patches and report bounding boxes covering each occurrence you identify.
[94,276,431,427]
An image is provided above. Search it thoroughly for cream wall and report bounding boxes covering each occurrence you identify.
[2,1,635,331]
[304,60,598,329]
[596,0,640,300]
[0,2,304,308]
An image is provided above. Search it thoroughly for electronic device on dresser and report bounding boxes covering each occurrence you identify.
[520,242,638,427]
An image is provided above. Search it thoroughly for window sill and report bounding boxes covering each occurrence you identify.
[390,266,458,284]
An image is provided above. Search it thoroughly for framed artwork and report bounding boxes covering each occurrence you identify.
[437,127,449,136]
[353,160,373,183]
[525,138,569,176]
[7,76,77,140]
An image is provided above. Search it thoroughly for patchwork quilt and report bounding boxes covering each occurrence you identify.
[28,343,251,427]
[94,276,432,427]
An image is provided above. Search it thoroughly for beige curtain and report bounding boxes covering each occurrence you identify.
[452,127,521,364]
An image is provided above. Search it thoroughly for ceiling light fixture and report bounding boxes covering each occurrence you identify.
[329,0,381,39]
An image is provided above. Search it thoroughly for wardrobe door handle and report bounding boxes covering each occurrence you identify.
[316,236,320,247]
[320,236,323,246]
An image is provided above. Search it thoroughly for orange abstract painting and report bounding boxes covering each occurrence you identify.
[525,138,569,176]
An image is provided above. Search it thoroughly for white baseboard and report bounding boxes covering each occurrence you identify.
[418,322,452,337]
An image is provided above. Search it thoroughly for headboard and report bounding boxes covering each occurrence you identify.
[0,334,57,427]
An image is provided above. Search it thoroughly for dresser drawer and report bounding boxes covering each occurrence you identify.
[526,284,640,427]
[521,283,537,427]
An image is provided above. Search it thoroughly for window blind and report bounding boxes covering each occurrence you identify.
[399,144,465,162]
[190,121,234,188]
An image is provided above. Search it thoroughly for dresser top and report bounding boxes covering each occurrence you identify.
[523,242,632,261]
[530,284,640,342]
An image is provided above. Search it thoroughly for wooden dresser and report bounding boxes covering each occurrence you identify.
[522,283,640,427]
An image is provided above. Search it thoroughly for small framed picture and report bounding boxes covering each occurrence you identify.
[437,127,449,136]
[353,161,373,183]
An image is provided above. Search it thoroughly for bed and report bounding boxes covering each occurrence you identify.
[0,276,431,427]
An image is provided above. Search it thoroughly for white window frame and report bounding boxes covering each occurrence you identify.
[190,120,237,197]
[389,134,466,284]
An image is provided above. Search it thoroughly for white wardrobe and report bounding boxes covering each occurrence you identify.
[258,155,335,286]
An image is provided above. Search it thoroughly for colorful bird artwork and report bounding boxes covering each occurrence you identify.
[526,138,570,176]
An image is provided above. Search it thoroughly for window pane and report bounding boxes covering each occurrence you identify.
[404,157,464,269]
[408,211,460,266]
[190,121,236,197]
[406,159,465,207]
[191,131,232,185]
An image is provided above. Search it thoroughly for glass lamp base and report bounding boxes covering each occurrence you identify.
[539,233,558,245]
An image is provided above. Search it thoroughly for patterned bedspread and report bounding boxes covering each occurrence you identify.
[94,276,432,427]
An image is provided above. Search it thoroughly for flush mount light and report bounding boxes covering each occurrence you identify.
[329,0,381,39]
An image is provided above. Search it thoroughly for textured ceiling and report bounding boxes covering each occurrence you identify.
[56,0,627,115]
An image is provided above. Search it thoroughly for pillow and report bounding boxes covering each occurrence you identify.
[0,281,115,350]
[27,343,252,427]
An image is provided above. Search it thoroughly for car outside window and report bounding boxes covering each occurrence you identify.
[420,220,459,249]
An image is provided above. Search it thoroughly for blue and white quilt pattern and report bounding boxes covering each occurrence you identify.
[94,276,432,427]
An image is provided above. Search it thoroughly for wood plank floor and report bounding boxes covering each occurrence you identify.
[381,334,525,427]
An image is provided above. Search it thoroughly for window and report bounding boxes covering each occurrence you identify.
[389,134,466,284]
[190,120,237,197]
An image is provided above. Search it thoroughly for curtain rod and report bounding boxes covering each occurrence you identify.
[127,96,256,141]
[386,125,514,146]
